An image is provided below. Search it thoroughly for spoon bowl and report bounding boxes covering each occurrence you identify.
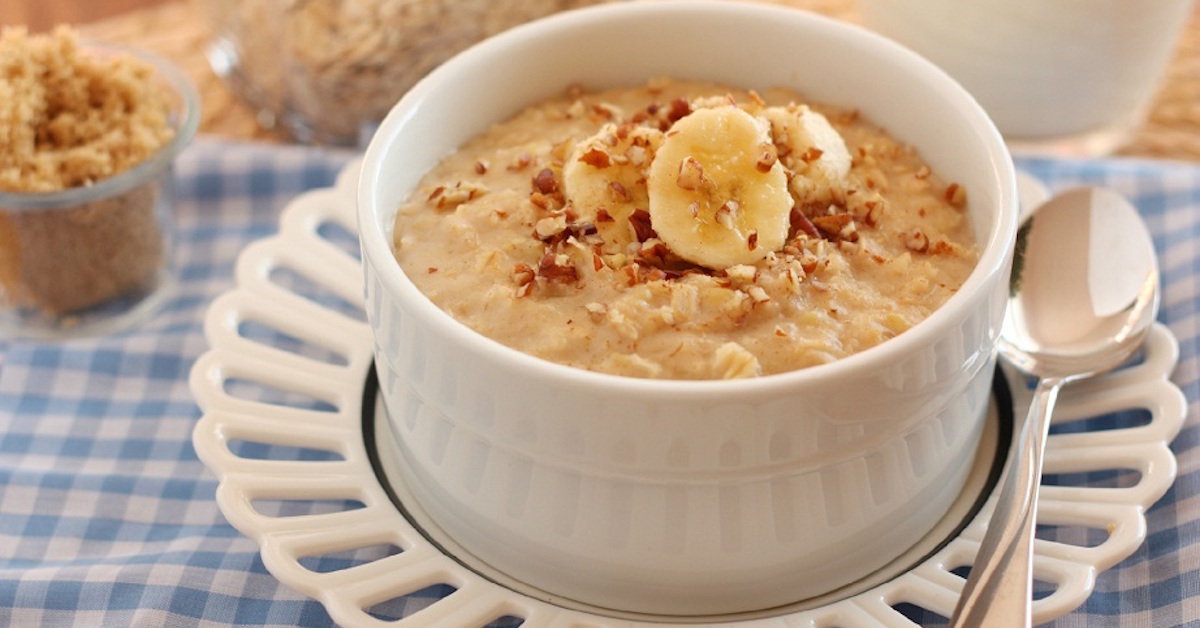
[1003,186,1160,376]
[952,186,1160,626]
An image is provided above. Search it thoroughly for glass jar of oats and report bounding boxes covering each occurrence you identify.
[201,0,609,147]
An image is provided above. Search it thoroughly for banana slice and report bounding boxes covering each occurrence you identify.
[562,123,664,254]
[763,104,851,185]
[647,106,793,270]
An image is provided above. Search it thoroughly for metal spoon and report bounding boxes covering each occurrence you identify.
[950,186,1160,627]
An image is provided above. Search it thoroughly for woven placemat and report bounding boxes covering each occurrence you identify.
[81,0,1200,161]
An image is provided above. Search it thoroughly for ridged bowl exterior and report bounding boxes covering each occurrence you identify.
[358,1,1018,616]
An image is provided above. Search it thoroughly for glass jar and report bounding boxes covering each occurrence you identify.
[202,0,609,147]
[0,40,200,339]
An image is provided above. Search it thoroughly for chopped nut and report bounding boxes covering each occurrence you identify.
[790,206,820,239]
[676,156,704,191]
[608,181,630,202]
[929,240,959,256]
[860,199,884,227]
[629,209,657,242]
[537,251,578,284]
[945,182,967,207]
[838,221,859,243]
[774,131,793,158]
[799,146,825,163]
[619,262,639,286]
[829,185,848,207]
[747,229,759,250]
[568,221,598,238]
[746,285,770,303]
[756,142,778,173]
[811,214,852,239]
[785,261,805,291]
[591,102,623,121]
[626,144,648,166]
[535,214,568,239]
[903,228,930,253]
[508,150,533,171]
[533,168,559,194]
[800,251,819,274]
[427,181,488,210]
[511,263,535,287]
[474,160,489,175]
[529,191,553,210]
[714,201,738,229]
[579,147,612,168]
[725,264,756,284]
[666,97,691,123]
[596,208,614,223]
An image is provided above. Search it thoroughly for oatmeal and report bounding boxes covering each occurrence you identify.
[392,79,978,379]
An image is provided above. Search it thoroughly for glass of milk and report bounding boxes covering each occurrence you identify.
[857,0,1195,156]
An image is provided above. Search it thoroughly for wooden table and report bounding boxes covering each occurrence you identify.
[63,0,1200,160]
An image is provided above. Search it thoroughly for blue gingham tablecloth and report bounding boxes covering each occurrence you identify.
[1,137,1198,627]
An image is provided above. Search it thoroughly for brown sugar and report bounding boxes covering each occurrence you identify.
[3,185,165,315]
[0,26,176,317]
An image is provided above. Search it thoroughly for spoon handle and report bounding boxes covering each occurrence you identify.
[950,376,1066,628]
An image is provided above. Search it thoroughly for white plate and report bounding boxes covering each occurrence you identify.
[190,160,1185,627]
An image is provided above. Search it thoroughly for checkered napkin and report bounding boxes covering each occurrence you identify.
[0,137,1198,627]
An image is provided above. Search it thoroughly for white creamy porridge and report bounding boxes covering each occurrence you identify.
[392,79,978,379]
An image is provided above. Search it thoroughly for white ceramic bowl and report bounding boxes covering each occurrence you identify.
[358,1,1018,618]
